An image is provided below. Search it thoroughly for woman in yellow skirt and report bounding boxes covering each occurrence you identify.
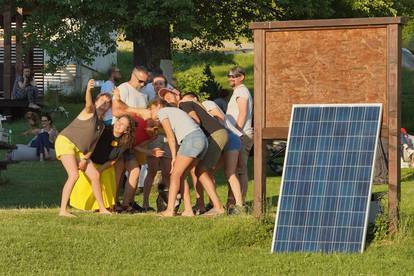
[56,80,112,217]
[70,115,135,211]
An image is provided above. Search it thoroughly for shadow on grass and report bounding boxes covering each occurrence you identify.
[0,162,62,209]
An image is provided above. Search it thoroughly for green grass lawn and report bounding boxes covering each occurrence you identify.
[2,46,414,274]
[1,157,414,274]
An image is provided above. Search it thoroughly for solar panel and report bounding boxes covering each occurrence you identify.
[271,104,382,253]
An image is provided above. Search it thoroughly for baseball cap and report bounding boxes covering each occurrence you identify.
[158,87,180,99]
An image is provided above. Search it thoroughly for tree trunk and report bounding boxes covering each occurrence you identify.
[132,25,171,70]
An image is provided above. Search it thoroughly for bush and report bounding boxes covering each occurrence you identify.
[175,66,209,101]
[175,64,222,101]
[200,64,222,100]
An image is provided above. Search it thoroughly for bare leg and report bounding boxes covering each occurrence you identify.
[114,159,125,200]
[181,175,194,217]
[160,157,172,187]
[59,154,80,217]
[85,162,111,214]
[238,152,249,202]
[195,165,224,214]
[143,156,159,209]
[160,155,194,217]
[123,159,140,207]
[190,165,205,212]
[224,150,243,206]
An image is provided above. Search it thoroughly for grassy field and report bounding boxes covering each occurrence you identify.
[2,47,414,274]
[1,155,414,274]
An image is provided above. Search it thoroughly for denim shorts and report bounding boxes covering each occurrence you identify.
[224,130,242,152]
[177,129,208,159]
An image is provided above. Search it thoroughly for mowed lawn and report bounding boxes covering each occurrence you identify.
[1,50,414,274]
[1,159,414,274]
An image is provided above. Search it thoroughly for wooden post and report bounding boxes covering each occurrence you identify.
[253,29,266,217]
[3,4,12,99]
[15,7,24,75]
[387,23,402,233]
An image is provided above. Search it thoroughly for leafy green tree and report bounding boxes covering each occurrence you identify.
[5,0,414,72]
[14,0,121,72]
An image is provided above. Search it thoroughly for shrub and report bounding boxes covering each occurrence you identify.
[200,64,222,100]
[175,66,209,101]
[175,64,222,101]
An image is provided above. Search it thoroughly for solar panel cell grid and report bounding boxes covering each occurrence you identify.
[272,104,382,253]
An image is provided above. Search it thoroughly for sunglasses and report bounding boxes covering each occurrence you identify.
[227,74,242,79]
[41,120,49,122]
[133,73,147,84]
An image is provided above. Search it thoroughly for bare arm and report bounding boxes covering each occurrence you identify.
[18,76,28,89]
[134,143,165,157]
[207,108,225,123]
[161,118,177,161]
[97,160,117,173]
[187,110,201,124]
[84,79,95,114]
[236,97,248,131]
[112,88,151,119]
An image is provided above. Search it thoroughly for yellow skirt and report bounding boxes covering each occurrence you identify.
[69,165,116,211]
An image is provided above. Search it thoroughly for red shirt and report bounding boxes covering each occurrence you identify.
[132,115,150,146]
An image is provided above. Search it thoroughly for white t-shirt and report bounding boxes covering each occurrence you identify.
[226,84,253,136]
[118,82,148,108]
[202,100,243,137]
[158,107,200,144]
[100,80,115,121]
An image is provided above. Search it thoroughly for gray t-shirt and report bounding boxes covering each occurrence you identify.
[226,84,253,136]
[158,107,200,144]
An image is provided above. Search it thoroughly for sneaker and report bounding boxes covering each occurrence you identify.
[130,201,145,213]
[192,205,206,216]
[205,202,213,212]
[227,205,245,215]
[156,193,167,212]
[114,202,123,213]
[142,206,156,213]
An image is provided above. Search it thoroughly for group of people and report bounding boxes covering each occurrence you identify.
[56,65,253,217]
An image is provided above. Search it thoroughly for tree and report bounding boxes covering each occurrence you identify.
[14,0,121,72]
[10,0,281,71]
[7,0,414,73]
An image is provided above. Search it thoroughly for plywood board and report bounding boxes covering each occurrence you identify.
[265,27,388,128]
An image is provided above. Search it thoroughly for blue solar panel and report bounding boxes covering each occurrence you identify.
[272,104,382,253]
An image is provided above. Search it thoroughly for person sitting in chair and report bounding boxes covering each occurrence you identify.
[12,65,40,109]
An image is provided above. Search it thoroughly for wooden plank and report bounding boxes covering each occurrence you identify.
[249,17,405,30]
[253,29,266,217]
[2,5,12,99]
[262,127,289,139]
[387,24,402,233]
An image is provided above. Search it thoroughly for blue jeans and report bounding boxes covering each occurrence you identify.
[15,86,38,104]
[30,132,54,156]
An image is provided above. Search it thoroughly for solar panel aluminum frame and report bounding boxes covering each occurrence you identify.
[271,103,383,253]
